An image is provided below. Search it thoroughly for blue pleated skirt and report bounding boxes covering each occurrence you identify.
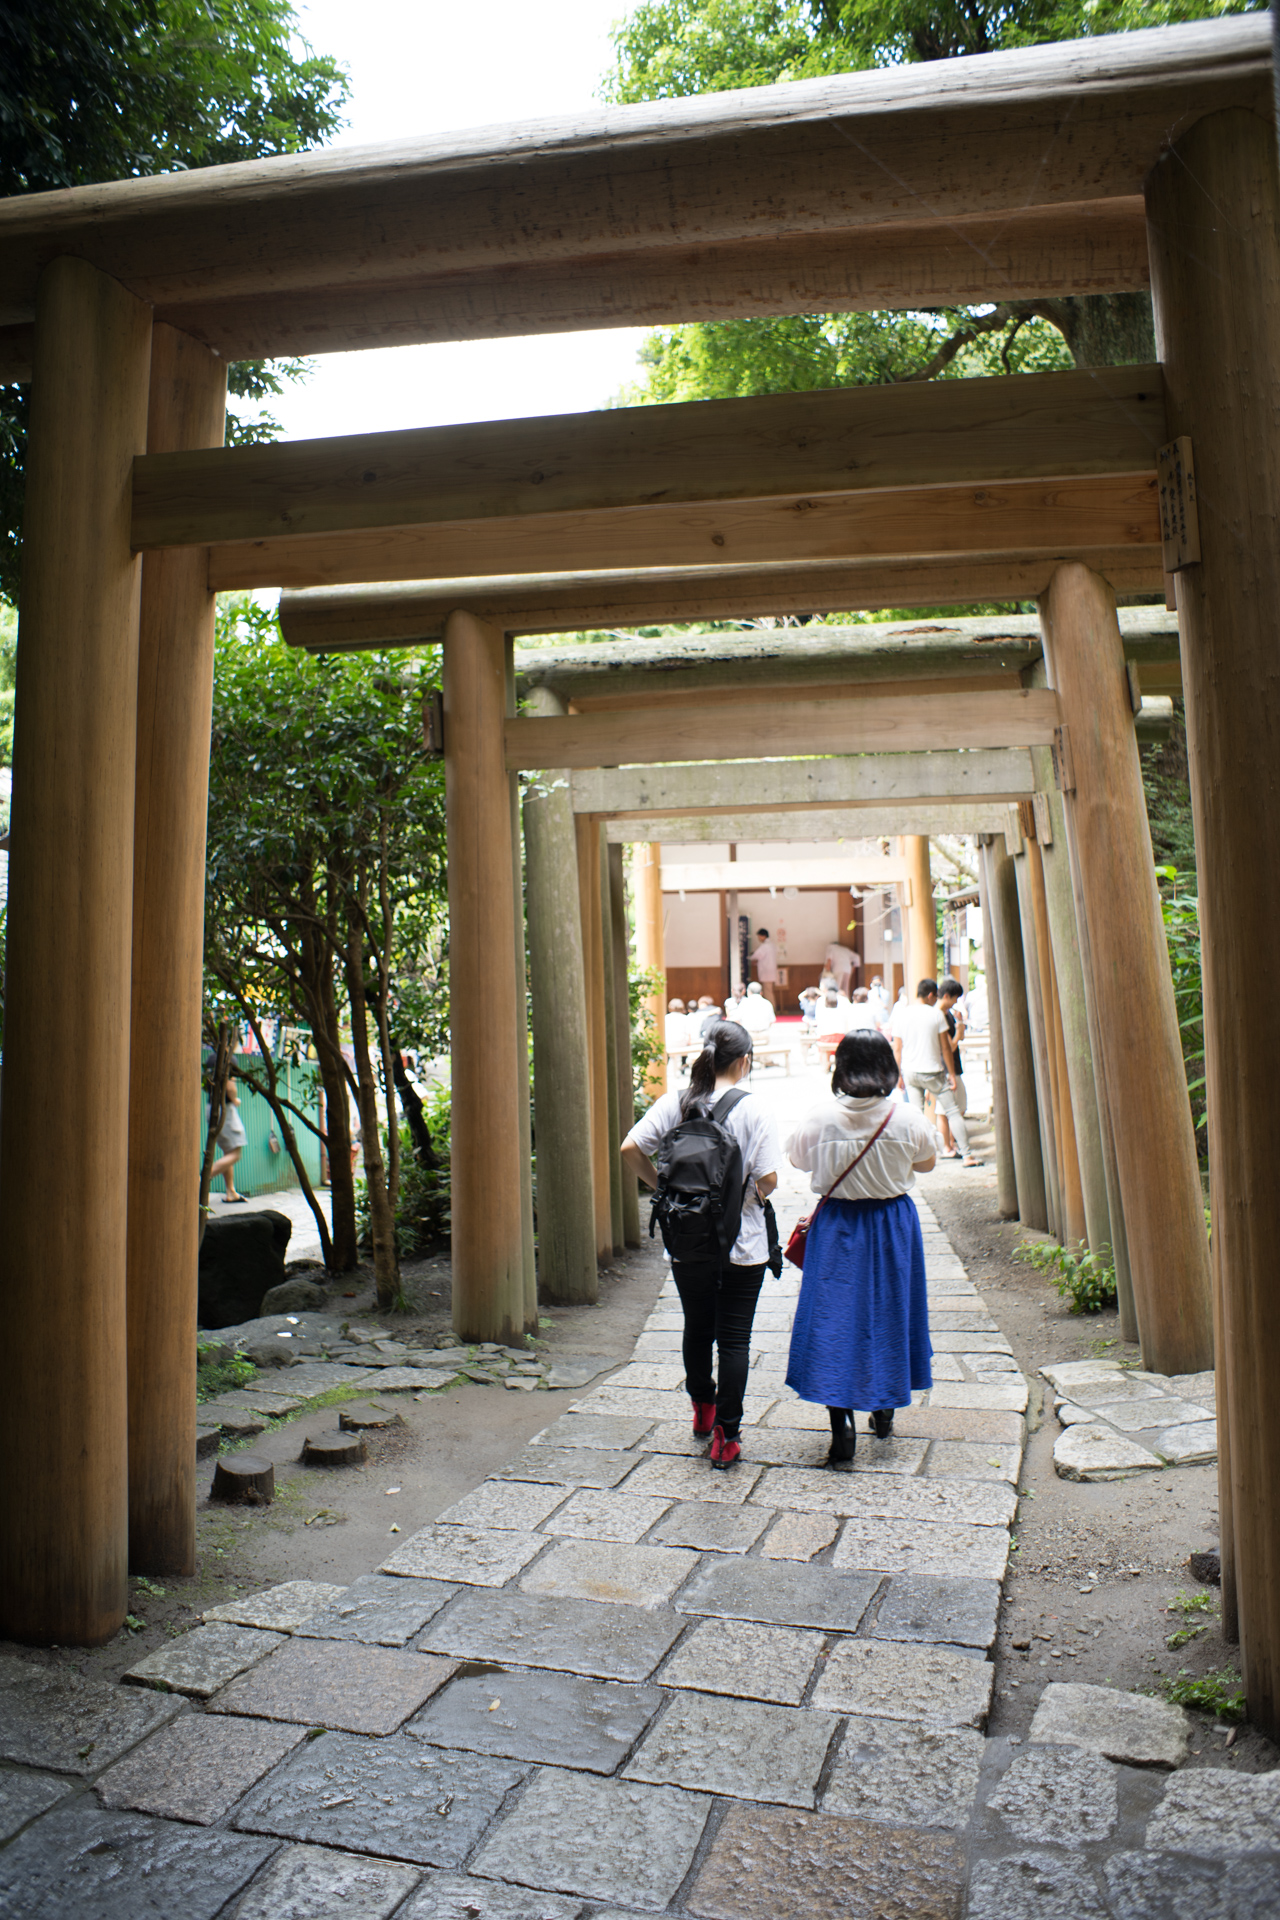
[785,1193,932,1411]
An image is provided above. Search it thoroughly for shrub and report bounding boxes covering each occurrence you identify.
[357,1080,452,1260]
[1013,1237,1118,1314]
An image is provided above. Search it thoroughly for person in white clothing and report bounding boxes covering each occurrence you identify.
[210,1074,249,1202]
[738,982,776,1035]
[825,942,859,997]
[723,985,750,1023]
[892,978,977,1165]
[665,999,693,1064]
[845,987,878,1031]
[815,989,854,1037]
[751,928,780,1010]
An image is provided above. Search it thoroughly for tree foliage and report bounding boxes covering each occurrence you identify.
[0,0,348,605]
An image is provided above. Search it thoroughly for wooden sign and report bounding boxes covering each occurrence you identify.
[1157,435,1200,571]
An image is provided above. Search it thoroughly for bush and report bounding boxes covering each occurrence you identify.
[357,1080,452,1260]
[196,1346,258,1401]
[1013,1237,1118,1314]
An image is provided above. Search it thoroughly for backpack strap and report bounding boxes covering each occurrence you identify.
[710,1087,750,1123]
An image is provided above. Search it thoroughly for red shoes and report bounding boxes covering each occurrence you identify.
[691,1398,717,1439]
[709,1425,741,1470]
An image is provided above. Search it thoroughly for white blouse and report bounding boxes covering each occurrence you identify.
[787,1094,935,1202]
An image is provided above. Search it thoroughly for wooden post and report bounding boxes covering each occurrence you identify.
[981,836,1048,1232]
[1013,846,1062,1240]
[1027,837,1086,1246]
[505,643,537,1332]
[902,836,936,985]
[978,850,1019,1220]
[1147,103,1280,1719]
[443,610,525,1342]
[576,813,613,1263]
[632,842,667,1100]
[599,831,625,1255]
[521,693,597,1305]
[1039,562,1212,1374]
[0,257,152,1644]
[608,843,641,1248]
[127,323,226,1577]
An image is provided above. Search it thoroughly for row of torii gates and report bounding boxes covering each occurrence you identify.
[0,16,1277,1733]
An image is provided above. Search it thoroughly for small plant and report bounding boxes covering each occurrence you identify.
[1169,1589,1216,1617]
[134,1576,167,1599]
[1013,1237,1118,1314]
[196,1347,258,1401]
[1165,1588,1217,1649]
[1158,1668,1246,1721]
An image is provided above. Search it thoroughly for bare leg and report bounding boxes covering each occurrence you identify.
[210,1145,243,1198]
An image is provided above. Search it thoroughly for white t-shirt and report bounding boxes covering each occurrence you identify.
[815,996,853,1037]
[846,1002,878,1031]
[899,1001,948,1077]
[626,1088,782,1266]
[787,1093,936,1201]
[752,939,778,983]
[723,997,750,1023]
[665,1012,692,1052]
[738,994,775,1035]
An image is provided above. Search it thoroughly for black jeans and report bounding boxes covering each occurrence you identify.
[671,1258,767,1440]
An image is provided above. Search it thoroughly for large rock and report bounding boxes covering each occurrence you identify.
[1053,1424,1163,1482]
[260,1278,329,1316]
[197,1212,292,1330]
[1028,1682,1190,1769]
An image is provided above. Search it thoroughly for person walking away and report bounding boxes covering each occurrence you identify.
[868,975,890,1024]
[785,1030,936,1463]
[210,1073,249,1201]
[825,941,859,998]
[665,998,693,1072]
[815,988,853,1039]
[846,987,877,1032]
[751,928,780,1010]
[622,1022,781,1469]
[935,976,977,1163]
[893,979,979,1167]
[739,982,775,1036]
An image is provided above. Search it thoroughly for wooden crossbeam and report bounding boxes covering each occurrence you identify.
[0,19,1265,362]
[505,689,1059,772]
[212,474,1159,592]
[135,366,1163,553]
[663,856,907,891]
[573,749,1036,816]
[604,805,1011,841]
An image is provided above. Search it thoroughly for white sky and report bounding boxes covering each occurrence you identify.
[256,0,651,442]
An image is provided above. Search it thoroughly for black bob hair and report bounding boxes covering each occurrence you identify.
[831,1029,899,1099]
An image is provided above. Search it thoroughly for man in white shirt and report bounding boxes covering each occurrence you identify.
[738,982,776,1035]
[824,942,859,998]
[815,989,854,1037]
[846,987,878,1031]
[892,978,976,1164]
[750,928,779,1010]
[665,998,693,1063]
[724,985,750,1024]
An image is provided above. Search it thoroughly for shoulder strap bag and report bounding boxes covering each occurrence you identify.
[783,1110,894,1270]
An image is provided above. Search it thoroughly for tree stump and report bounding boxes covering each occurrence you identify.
[210,1454,275,1504]
[339,1403,402,1433]
[301,1431,367,1467]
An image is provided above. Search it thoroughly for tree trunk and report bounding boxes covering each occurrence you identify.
[1051,292,1158,369]
[304,917,357,1272]
[233,999,334,1271]
[346,879,400,1311]
[197,1023,232,1249]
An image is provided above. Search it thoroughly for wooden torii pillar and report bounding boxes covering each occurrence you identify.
[632,843,667,1101]
[902,837,936,986]
[981,835,1049,1232]
[0,258,153,1643]
[1147,102,1280,1732]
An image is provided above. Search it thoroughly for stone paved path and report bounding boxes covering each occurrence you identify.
[3,1171,1278,1918]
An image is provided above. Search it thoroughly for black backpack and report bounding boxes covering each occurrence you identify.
[649,1088,751,1267]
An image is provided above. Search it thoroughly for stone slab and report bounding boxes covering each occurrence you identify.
[124,1624,284,1700]
[923,1441,1022,1483]
[812,1640,993,1729]
[267,1363,377,1396]
[495,1446,636,1489]
[1055,1401,1099,1426]
[832,1517,1010,1582]
[381,1526,546,1586]
[0,1769,71,1843]
[544,1358,614,1390]
[872,1575,1001,1650]
[1144,1766,1280,1852]
[751,1466,1017,1528]
[0,1657,187,1774]
[233,1730,526,1867]
[401,1874,581,1918]
[1104,1851,1280,1920]
[687,1802,966,1920]
[1153,1420,1219,1466]
[966,1851,1108,1920]
[95,1713,306,1824]
[1040,1360,1152,1392]
[573,1386,775,1424]
[647,1501,772,1554]
[542,1488,673,1543]
[895,1407,1027,1445]
[661,1617,826,1705]
[676,1555,880,1633]
[929,1312,998,1332]
[530,1414,653,1450]
[926,1354,965,1381]
[1053,1425,1165,1481]
[1027,1683,1189,1768]
[294,1574,459,1646]
[618,1452,763,1504]
[760,1511,841,1561]
[470,1770,711,1909]
[607,1362,687,1390]
[234,1843,422,1920]
[374,1367,458,1391]
[209,1639,456,1735]
[966,1354,1021,1376]
[1098,1396,1211,1433]
[823,1718,985,1830]
[626,1693,836,1807]
[929,1331,1012,1352]
[204,1580,346,1631]
[1168,1370,1216,1404]
[929,1380,1029,1413]
[219,1387,306,1415]
[434,1482,569,1532]
[409,1667,662,1773]
[519,1540,696,1610]
[197,1402,267,1437]
[987,1745,1120,1844]
[0,1804,271,1916]
[1070,1378,1169,1406]
[421,1590,684,1681]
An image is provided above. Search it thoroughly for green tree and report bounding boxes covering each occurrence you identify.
[205,601,448,1308]
[0,0,348,605]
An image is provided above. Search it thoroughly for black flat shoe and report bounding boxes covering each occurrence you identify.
[826,1429,856,1467]
[869,1409,894,1439]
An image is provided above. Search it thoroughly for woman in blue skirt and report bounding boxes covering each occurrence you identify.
[785,1029,937,1466]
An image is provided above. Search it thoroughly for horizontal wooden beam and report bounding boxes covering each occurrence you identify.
[506,688,1059,771]
[213,474,1160,592]
[136,366,1164,552]
[280,551,1166,645]
[605,805,1011,842]
[574,749,1036,816]
[664,856,907,892]
[0,19,1264,360]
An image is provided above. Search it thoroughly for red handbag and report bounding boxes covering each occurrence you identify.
[784,1112,894,1268]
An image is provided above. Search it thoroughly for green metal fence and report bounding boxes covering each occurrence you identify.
[201,1050,324,1198]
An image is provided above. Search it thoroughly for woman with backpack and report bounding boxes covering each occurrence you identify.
[785,1028,937,1466]
[621,1021,781,1470]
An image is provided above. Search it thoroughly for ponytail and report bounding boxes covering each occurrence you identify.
[680,1020,753,1119]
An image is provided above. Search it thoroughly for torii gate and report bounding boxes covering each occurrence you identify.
[0,17,1277,1735]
